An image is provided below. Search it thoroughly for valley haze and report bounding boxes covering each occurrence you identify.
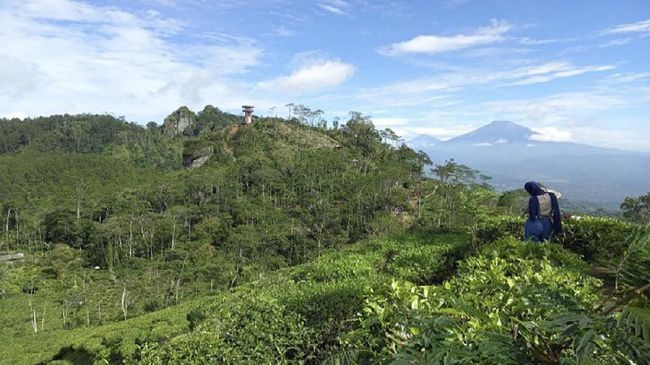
[407,120,650,208]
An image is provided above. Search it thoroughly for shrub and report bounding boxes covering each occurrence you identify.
[475,215,634,264]
[558,216,633,263]
[474,215,523,243]
[338,238,637,364]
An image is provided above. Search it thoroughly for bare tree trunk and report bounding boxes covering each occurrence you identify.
[28,295,38,333]
[62,306,67,328]
[128,219,133,258]
[121,285,128,320]
[32,309,38,334]
[14,210,18,246]
[229,266,239,289]
[41,301,47,332]
[173,257,187,302]
[149,227,155,260]
[76,186,81,220]
[171,219,176,250]
[4,208,11,249]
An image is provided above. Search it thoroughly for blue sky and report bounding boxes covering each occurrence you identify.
[1,0,649,151]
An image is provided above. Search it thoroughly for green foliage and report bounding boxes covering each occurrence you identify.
[0,114,142,154]
[340,238,643,364]
[414,159,498,233]
[475,215,635,264]
[193,104,239,135]
[559,216,634,263]
[474,215,525,243]
[137,234,469,364]
[143,291,316,364]
[496,188,528,215]
[0,233,471,364]
[620,192,650,224]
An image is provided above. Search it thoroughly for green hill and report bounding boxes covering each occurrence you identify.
[0,108,648,364]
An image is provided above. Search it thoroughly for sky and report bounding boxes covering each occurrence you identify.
[1,0,649,151]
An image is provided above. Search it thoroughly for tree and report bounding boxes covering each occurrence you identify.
[431,159,479,186]
[620,193,650,224]
[340,112,381,158]
[43,209,77,246]
[194,105,238,134]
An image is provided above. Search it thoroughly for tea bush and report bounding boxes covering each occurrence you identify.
[475,215,634,263]
[139,234,471,364]
[558,216,634,262]
[339,238,645,364]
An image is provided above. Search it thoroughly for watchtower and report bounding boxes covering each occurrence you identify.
[242,105,254,125]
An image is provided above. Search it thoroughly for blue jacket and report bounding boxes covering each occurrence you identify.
[524,181,563,236]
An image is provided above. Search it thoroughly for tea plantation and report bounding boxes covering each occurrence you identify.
[1,217,648,364]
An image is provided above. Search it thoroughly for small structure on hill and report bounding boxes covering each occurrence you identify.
[242,105,254,125]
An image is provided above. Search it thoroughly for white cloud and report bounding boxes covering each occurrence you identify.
[517,37,578,45]
[483,90,628,123]
[572,126,650,152]
[0,0,263,121]
[606,72,650,83]
[355,61,614,105]
[441,0,469,9]
[271,26,295,37]
[602,19,650,34]
[504,64,615,86]
[396,125,475,141]
[372,117,410,127]
[599,38,631,47]
[378,20,511,56]
[257,60,355,92]
[318,0,350,15]
[529,127,573,142]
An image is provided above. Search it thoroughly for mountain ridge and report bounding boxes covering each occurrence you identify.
[444,120,537,145]
[409,120,650,208]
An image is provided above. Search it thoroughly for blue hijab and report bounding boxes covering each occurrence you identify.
[524,181,562,235]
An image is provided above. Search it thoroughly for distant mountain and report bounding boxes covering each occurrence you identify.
[410,121,650,209]
[445,120,535,145]
[408,134,440,149]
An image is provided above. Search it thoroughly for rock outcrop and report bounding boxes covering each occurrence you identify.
[183,146,214,168]
[163,106,196,137]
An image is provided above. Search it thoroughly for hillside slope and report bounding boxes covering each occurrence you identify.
[3,218,646,364]
[0,110,434,364]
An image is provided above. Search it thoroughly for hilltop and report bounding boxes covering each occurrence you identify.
[0,107,430,358]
